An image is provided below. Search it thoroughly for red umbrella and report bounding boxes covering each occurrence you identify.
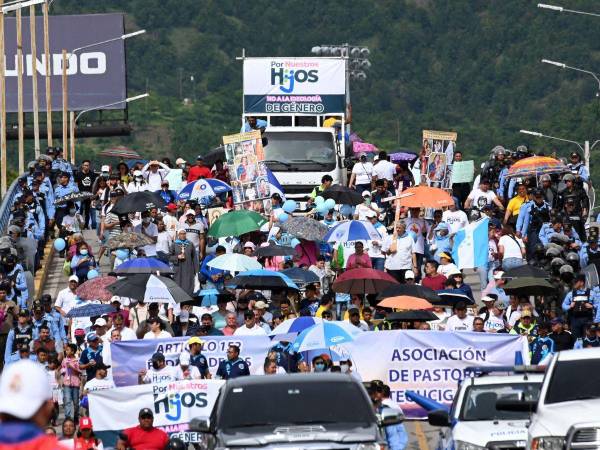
[332,268,398,294]
[75,276,118,302]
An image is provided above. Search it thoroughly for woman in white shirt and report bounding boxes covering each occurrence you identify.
[143,317,172,339]
[349,154,373,193]
[497,225,525,270]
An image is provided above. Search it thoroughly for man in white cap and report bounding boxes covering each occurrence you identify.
[55,275,79,317]
[354,191,379,221]
[127,169,149,193]
[142,160,171,192]
[0,360,68,448]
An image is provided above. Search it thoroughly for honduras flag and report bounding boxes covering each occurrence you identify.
[452,217,489,269]
[266,167,286,200]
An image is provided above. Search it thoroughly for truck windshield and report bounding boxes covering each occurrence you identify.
[218,381,374,429]
[460,383,541,421]
[545,359,600,404]
[263,131,336,171]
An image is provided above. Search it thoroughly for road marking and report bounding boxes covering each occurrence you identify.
[415,421,429,450]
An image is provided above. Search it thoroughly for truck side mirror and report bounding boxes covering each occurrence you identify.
[428,409,451,427]
[379,407,405,426]
[189,417,212,433]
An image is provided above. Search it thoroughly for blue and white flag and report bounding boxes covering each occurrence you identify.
[452,217,489,269]
[266,167,286,200]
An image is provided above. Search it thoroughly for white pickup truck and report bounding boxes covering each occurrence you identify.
[512,347,600,450]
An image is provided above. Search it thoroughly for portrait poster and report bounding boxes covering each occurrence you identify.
[421,130,458,189]
[223,130,271,215]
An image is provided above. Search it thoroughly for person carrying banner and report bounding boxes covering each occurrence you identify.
[138,352,180,384]
[117,408,168,450]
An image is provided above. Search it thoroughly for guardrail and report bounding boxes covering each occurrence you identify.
[0,176,22,234]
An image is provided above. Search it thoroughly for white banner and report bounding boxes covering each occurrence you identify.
[344,330,529,418]
[89,379,224,432]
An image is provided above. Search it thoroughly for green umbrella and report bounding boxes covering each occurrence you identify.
[207,210,267,238]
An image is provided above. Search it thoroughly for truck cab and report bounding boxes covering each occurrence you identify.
[244,113,348,210]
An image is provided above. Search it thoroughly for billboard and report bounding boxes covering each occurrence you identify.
[4,13,126,112]
[243,57,345,114]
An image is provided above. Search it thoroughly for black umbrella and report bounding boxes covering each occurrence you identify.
[503,265,548,279]
[54,191,94,205]
[322,184,364,206]
[106,273,192,303]
[377,284,442,303]
[436,289,475,306]
[502,277,555,296]
[111,191,166,215]
[281,267,319,286]
[386,310,439,322]
[255,243,297,258]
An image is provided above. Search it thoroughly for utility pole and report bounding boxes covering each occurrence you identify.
[43,0,51,147]
[0,0,5,196]
[30,3,40,158]
[61,49,67,153]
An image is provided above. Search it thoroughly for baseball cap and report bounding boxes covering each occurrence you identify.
[365,210,377,218]
[179,352,191,366]
[101,165,110,173]
[243,241,256,250]
[18,309,30,317]
[551,317,563,325]
[447,268,462,277]
[361,190,371,198]
[86,332,99,342]
[133,170,143,177]
[481,296,496,303]
[438,252,452,260]
[79,417,93,430]
[196,155,204,160]
[187,336,205,346]
[74,328,86,337]
[139,407,154,418]
[69,275,79,283]
[496,301,507,310]
[521,310,533,318]
[95,361,111,371]
[151,352,165,362]
[404,270,415,280]
[493,271,505,280]
[93,318,107,327]
[166,203,177,211]
[254,300,268,310]
[175,158,187,165]
[532,188,544,196]
[0,360,52,419]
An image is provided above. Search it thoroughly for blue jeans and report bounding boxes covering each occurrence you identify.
[502,257,525,271]
[371,257,385,271]
[63,385,80,420]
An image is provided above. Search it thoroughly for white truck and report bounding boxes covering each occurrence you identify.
[502,348,600,450]
[427,368,544,450]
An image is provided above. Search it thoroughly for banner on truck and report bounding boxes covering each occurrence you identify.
[343,330,529,418]
[4,13,126,112]
[421,130,458,189]
[89,379,224,441]
[111,335,272,386]
[243,57,345,114]
[223,130,272,214]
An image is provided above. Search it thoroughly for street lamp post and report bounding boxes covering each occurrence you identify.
[541,59,600,97]
[62,29,145,163]
[538,3,600,18]
[70,93,148,164]
[519,129,600,178]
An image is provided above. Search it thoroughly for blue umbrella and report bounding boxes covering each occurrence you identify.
[292,321,359,353]
[281,267,319,286]
[114,257,173,275]
[269,317,324,342]
[324,220,381,243]
[67,303,115,318]
[177,178,232,201]
[228,269,299,290]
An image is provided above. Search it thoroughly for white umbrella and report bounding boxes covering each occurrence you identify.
[207,253,262,273]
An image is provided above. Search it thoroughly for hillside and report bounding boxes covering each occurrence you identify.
[46,0,600,179]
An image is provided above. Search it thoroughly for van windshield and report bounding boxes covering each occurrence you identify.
[545,359,600,404]
[218,381,374,429]
[263,131,336,171]
[460,383,541,421]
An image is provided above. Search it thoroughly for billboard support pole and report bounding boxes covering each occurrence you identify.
[30,4,40,158]
[16,7,24,174]
[69,110,74,164]
[0,0,5,196]
[43,0,51,147]
[61,49,67,154]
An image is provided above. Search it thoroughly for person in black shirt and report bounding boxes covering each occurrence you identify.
[549,318,575,351]
[74,160,97,229]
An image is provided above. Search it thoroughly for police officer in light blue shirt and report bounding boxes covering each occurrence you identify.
[3,254,28,308]
[538,218,563,246]
[50,147,73,174]
[567,151,590,182]
[40,294,67,344]
[216,344,250,380]
[53,171,79,227]
[562,274,600,339]
[580,237,600,268]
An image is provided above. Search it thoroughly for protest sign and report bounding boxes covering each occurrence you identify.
[111,335,272,386]
[89,379,224,443]
[165,168,183,191]
[421,130,458,189]
[223,130,272,214]
[452,160,475,184]
[343,330,528,418]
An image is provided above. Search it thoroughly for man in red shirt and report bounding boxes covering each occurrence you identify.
[421,260,447,291]
[117,408,169,450]
[187,155,213,182]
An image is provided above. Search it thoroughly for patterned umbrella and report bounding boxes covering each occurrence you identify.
[177,179,232,201]
[98,146,141,160]
[324,220,381,243]
[75,276,118,301]
[506,156,568,179]
[67,303,115,318]
[54,191,94,205]
[107,273,192,303]
[107,232,154,250]
[269,316,324,342]
[281,216,328,242]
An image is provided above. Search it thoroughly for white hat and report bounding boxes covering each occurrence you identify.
[101,165,110,173]
[68,275,79,283]
[93,317,107,327]
[243,241,256,250]
[365,210,377,219]
[493,271,505,280]
[361,190,371,197]
[373,155,380,161]
[0,360,51,419]
[481,296,496,303]
[133,170,143,177]
[405,270,415,280]
[447,268,462,277]
[254,300,268,310]
[175,158,187,165]
[179,352,190,366]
